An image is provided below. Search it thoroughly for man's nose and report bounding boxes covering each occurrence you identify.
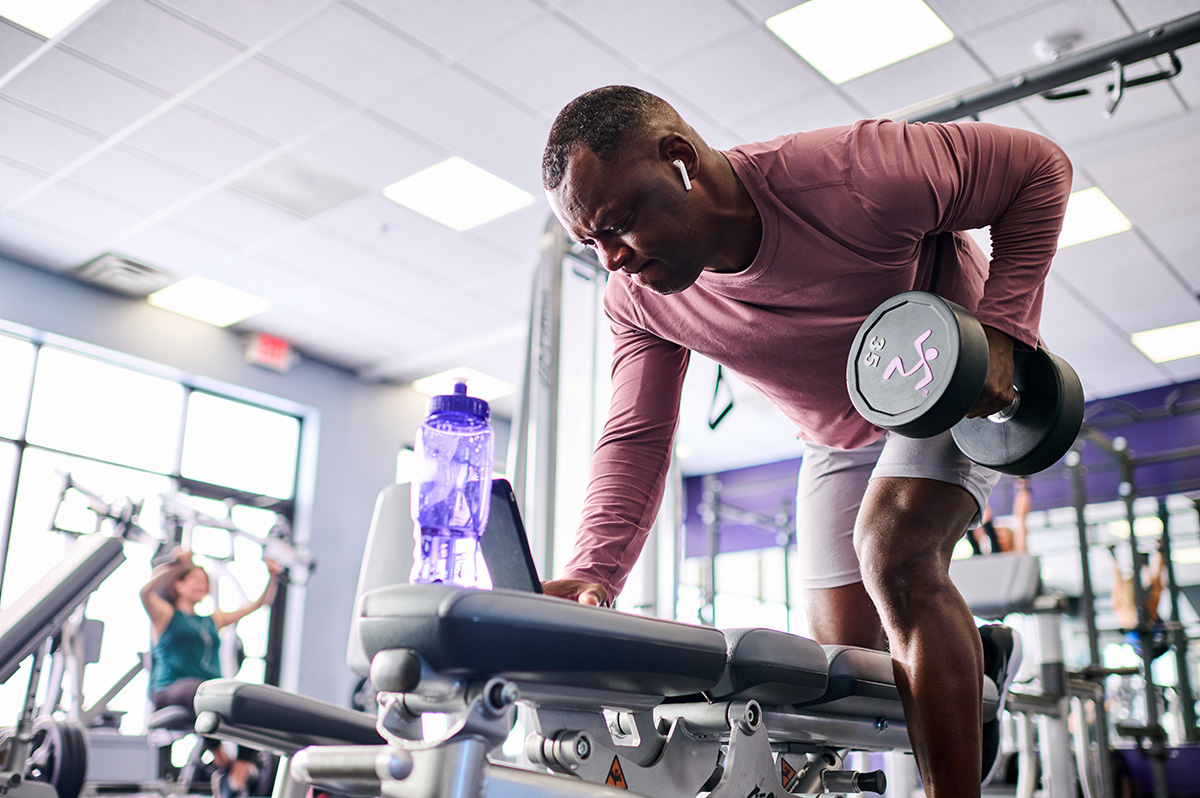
[596,240,631,272]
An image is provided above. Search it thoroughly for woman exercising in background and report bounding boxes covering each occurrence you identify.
[140,549,281,798]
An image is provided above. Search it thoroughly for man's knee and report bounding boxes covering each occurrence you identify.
[854,478,975,605]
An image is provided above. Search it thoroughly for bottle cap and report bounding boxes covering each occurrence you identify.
[427,380,490,421]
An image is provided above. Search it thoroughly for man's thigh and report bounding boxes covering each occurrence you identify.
[795,432,1001,589]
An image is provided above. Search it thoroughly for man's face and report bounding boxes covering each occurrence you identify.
[548,144,704,296]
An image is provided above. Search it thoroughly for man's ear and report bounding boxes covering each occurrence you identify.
[660,133,697,176]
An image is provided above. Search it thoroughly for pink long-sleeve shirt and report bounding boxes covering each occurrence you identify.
[565,119,1072,599]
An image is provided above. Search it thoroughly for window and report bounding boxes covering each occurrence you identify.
[26,346,184,472]
[0,327,307,735]
[181,392,300,500]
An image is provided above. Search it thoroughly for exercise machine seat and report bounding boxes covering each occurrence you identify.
[146,704,195,732]
[706,628,829,705]
[357,584,728,697]
[950,553,1042,619]
[194,680,382,755]
[0,534,125,684]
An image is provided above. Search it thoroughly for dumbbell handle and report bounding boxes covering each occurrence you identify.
[987,390,1021,424]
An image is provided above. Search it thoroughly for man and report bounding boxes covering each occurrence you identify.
[540,85,1071,795]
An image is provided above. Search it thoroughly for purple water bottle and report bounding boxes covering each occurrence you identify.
[410,380,494,587]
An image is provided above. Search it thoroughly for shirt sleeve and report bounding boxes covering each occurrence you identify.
[561,299,689,600]
[847,120,1073,349]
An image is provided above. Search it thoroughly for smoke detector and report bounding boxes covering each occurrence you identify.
[73,254,177,297]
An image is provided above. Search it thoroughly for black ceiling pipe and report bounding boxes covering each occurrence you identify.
[887,10,1200,123]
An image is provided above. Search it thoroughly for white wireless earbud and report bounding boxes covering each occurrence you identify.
[672,159,692,191]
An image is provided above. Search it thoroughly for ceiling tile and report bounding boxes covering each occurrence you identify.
[656,26,827,123]
[964,0,1134,77]
[732,0,808,23]
[121,105,275,180]
[258,228,441,298]
[292,111,442,190]
[0,214,100,271]
[0,19,42,73]
[8,183,148,242]
[369,68,537,157]
[1161,353,1200,382]
[263,4,440,106]
[1102,155,1200,225]
[925,0,1055,35]
[62,146,206,211]
[110,220,238,275]
[186,57,352,144]
[1067,107,1200,184]
[63,0,242,93]
[730,90,865,142]
[1114,0,1200,28]
[457,14,642,118]
[350,0,545,60]
[0,100,104,173]
[557,0,754,71]
[844,43,994,119]
[1052,233,1199,331]
[166,188,302,249]
[471,203,551,261]
[1167,43,1200,108]
[156,0,333,46]
[1039,273,1170,397]
[1140,215,1200,292]
[1,48,166,137]
[0,160,48,207]
[313,193,448,260]
[1016,81,1186,146]
[454,118,548,195]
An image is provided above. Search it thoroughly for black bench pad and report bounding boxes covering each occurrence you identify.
[707,629,828,705]
[195,679,382,753]
[357,584,728,697]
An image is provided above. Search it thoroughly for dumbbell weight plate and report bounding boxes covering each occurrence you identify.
[951,347,1084,475]
[847,292,990,438]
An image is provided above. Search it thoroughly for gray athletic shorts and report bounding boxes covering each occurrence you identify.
[795,431,1001,590]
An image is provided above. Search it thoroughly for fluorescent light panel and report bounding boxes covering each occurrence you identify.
[383,157,533,232]
[411,366,514,402]
[1058,187,1131,248]
[0,0,103,37]
[1132,319,1200,363]
[767,0,953,84]
[147,276,270,328]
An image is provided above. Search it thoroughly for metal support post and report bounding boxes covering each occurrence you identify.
[1158,497,1200,741]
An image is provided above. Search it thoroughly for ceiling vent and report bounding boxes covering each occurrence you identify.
[73,254,178,297]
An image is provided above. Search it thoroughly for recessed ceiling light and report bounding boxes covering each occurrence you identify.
[1058,187,1131,248]
[382,157,533,232]
[147,276,270,328]
[766,0,953,85]
[1132,319,1200,363]
[411,366,514,402]
[0,0,104,38]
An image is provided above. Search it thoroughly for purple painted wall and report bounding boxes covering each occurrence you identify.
[684,378,1200,557]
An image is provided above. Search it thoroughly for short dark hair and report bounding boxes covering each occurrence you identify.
[542,86,671,191]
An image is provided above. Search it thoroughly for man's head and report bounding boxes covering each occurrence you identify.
[542,86,711,295]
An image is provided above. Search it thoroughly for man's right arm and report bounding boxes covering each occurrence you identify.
[543,322,690,604]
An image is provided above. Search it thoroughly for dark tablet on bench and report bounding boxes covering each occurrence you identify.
[480,478,543,594]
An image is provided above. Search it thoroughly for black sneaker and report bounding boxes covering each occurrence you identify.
[979,624,1023,786]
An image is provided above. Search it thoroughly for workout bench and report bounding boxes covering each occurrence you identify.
[197,587,1001,798]
[193,482,1004,798]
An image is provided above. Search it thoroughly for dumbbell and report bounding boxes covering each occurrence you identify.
[845,291,1084,475]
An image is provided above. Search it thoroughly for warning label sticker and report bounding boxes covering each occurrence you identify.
[780,756,797,788]
[606,756,628,789]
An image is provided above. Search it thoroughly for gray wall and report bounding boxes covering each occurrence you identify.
[0,254,458,706]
